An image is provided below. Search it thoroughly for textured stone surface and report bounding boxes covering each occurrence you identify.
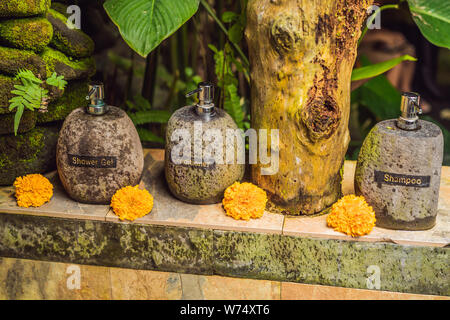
[41,47,95,81]
[47,9,94,58]
[37,80,88,123]
[355,120,444,230]
[57,106,144,204]
[0,213,214,274]
[0,46,47,78]
[0,74,17,112]
[0,125,59,185]
[0,111,36,135]
[0,0,50,18]
[213,230,449,296]
[0,17,53,52]
[165,106,245,204]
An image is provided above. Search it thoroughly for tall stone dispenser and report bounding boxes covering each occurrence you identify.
[56,82,144,204]
[165,82,244,204]
[355,92,443,230]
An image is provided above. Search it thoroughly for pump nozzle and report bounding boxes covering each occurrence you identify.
[186,82,215,119]
[86,82,108,115]
[397,92,421,130]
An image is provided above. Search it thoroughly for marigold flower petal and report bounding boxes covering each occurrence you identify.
[222,182,267,220]
[14,174,53,208]
[326,194,376,237]
[110,185,154,221]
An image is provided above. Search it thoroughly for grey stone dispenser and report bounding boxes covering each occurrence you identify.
[165,82,244,204]
[56,82,144,204]
[355,92,443,230]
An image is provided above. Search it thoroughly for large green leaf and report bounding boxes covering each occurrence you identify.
[407,0,450,49]
[353,74,401,120]
[351,55,417,81]
[104,0,200,57]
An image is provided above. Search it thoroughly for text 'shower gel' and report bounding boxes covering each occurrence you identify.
[355,92,443,230]
[165,82,244,204]
[56,82,144,204]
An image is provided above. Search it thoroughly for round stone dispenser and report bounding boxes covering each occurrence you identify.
[56,82,144,204]
[165,82,245,204]
[355,93,444,230]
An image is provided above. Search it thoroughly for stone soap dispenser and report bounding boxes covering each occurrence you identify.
[355,92,443,230]
[165,82,245,204]
[57,82,144,204]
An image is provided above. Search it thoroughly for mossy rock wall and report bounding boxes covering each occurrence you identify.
[0,46,47,78]
[0,17,53,52]
[47,9,94,58]
[0,125,59,185]
[41,47,95,81]
[0,0,50,18]
[0,75,18,113]
[0,111,36,135]
[37,80,88,123]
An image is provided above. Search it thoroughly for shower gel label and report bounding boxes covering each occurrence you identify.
[68,154,117,168]
[374,170,430,188]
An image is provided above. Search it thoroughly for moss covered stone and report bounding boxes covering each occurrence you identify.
[41,47,95,81]
[0,111,36,135]
[0,17,53,52]
[37,80,88,123]
[0,46,46,78]
[0,0,50,18]
[0,74,18,113]
[47,9,94,59]
[0,125,59,185]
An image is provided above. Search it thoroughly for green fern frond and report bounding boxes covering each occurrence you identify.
[128,110,171,125]
[136,127,164,144]
[15,69,42,84]
[46,72,67,90]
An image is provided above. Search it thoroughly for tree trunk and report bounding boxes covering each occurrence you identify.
[246,0,372,215]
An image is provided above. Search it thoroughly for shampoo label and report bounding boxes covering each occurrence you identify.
[68,154,117,168]
[374,170,430,188]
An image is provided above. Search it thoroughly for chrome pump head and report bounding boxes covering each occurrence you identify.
[86,82,108,115]
[186,82,215,119]
[397,92,422,130]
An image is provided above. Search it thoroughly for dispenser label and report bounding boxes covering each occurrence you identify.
[374,170,430,187]
[68,154,117,168]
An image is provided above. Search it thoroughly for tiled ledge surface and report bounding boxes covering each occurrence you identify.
[0,149,449,296]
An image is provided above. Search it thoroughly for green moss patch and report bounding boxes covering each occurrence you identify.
[0,74,18,112]
[0,17,53,52]
[0,111,36,135]
[0,125,59,185]
[0,0,50,18]
[41,47,95,81]
[47,9,94,59]
[0,46,46,78]
[37,80,88,123]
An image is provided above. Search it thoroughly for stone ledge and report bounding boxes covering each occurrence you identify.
[0,212,448,296]
[0,149,449,296]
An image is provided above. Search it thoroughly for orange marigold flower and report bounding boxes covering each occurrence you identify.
[327,194,376,237]
[14,174,53,208]
[222,182,267,221]
[111,185,153,221]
